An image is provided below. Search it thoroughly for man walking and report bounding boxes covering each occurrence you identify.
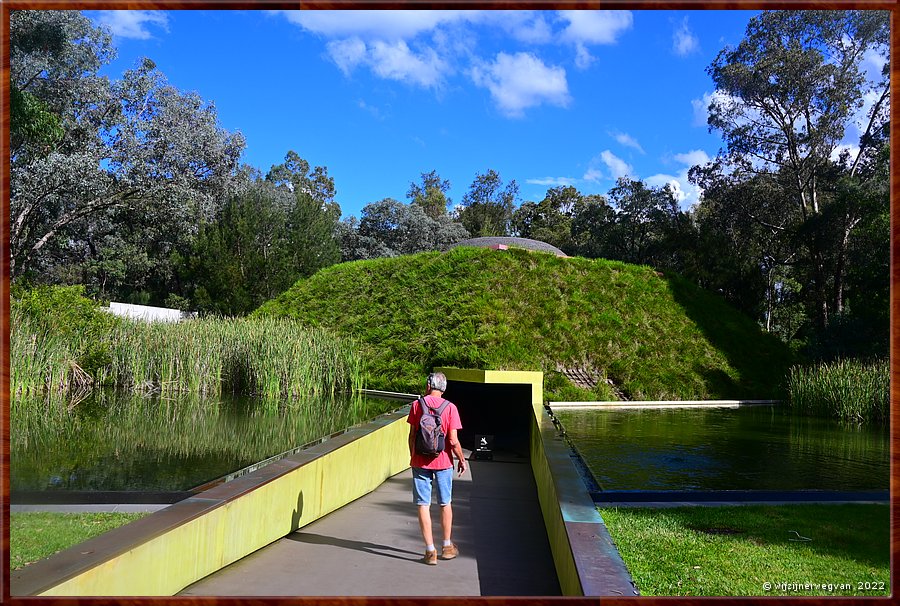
[408,372,466,565]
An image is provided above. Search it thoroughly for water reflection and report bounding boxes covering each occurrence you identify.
[556,406,889,491]
[11,390,399,493]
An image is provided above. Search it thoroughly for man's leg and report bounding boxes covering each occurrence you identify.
[413,468,438,564]
[435,468,458,559]
[440,503,453,542]
[417,505,434,547]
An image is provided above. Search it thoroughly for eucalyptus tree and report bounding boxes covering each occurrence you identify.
[512,186,582,254]
[183,152,342,316]
[457,169,519,237]
[688,161,803,328]
[265,150,337,207]
[407,170,452,219]
[10,10,245,289]
[704,9,889,330]
[338,198,469,261]
[602,177,684,268]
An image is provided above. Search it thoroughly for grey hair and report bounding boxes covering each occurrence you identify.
[427,372,447,392]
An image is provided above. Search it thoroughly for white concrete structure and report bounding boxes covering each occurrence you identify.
[107,302,196,323]
[550,400,780,410]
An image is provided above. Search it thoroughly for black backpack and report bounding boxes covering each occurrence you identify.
[414,397,450,457]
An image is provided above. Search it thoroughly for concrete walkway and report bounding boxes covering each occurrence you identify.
[179,454,562,596]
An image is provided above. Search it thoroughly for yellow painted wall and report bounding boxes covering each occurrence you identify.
[530,413,583,596]
[38,414,410,596]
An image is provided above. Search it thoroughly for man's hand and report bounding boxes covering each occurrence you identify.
[457,458,467,476]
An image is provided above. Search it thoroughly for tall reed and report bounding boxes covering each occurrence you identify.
[10,306,82,400]
[12,311,365,408]
[786,359,889,424]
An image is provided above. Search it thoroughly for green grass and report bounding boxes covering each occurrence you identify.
[10,512,148,570]
[599,504,890,597]
[787,358,888,424]
[255,246,792,400]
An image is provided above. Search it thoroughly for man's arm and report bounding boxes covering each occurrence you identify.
[409,425,417,457]
[448,429,466,475]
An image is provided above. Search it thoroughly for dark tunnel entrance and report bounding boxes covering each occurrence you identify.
[442,380,533,461]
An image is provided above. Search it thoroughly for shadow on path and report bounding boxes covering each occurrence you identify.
[286,532,421,561]
[467,455,562,596]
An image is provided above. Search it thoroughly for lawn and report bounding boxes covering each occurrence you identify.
[10,511,148,570]
[600,504,890,597]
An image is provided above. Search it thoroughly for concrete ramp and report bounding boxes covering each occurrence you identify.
[179,456,561,596]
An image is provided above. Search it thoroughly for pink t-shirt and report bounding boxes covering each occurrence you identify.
[407,395,462,470]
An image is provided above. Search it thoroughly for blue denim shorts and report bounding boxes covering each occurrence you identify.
[412,467,453,506]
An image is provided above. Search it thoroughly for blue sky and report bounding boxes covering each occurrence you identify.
[82,9,876,219]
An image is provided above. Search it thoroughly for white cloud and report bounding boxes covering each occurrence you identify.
[583,168,605,182]
[600,150,632,179]
[691,90,735,128]
[357,99,385,120]
[277,10,634,98]
[526,177,577,186]
[327,38,367,75]
[327,38,448,88]
[470,52,570,118]
[673,17,699,56]
[277,9,555,46]
[485,11,554,44]
[369,40,447,88]
[612,132,645,154]
[574,43,595,70]
[558,10,633,45]
[862,46,888,81]
[276,10,476,41]
[584,150,632,182]
[848,87,889,140]
[646,174,686,201]
[673,149,711,167]
[691,92,714,127]
[645,149,712,210]
[831,143,861,165]
[95,10,168,40]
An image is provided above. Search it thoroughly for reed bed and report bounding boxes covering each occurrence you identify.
[10,307,84,400]
[786,358,888,424]
[103,316,365,405]
[12,310,365,409]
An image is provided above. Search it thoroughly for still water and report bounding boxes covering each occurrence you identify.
[556,405,889,491]
[11,391,400,493]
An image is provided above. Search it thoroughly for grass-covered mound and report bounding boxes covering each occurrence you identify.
[255,246,792,401]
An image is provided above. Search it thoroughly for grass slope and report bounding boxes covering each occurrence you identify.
[256,247,791,400]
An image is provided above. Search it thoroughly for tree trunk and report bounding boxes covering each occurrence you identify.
[833,216,860,316]
[812,245,830,331]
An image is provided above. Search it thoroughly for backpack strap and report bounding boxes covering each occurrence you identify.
[434,399,450,415]
[422,398,450,415]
